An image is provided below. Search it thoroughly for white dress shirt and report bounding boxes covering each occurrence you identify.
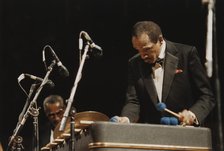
[152,40,166,102]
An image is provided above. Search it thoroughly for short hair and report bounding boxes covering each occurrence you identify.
[43,95,65,113]
[132,21,162,43]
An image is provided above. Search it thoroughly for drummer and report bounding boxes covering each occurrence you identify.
[43,95,65,130]
[40,94,66,146]
[41,95,78,149]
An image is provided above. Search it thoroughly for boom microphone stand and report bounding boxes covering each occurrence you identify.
[9,84,37,151]
[8,61,56,151]
[59,43,90,151]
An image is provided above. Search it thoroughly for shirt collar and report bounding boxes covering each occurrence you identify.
[158,40,166,59]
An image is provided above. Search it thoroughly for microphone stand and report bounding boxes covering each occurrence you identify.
[18,84,37,125]
[8,84,37,151]
[210,1,224,150]
[9,136,24,151]
[8,61,56,151]
[69,108,76,151]
[59,43,90,151]
[205,0,214,78]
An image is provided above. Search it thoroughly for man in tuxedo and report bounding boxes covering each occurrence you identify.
[115,21,215,126]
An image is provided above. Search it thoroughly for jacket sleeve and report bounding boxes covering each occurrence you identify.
[121,59,140,123]
[188,46,215,124]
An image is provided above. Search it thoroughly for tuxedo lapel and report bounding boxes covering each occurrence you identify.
[162,51,178,102]
[138,40,179,105]
[139,62,158,106]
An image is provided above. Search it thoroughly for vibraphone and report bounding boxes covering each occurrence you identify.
[41,122,212,151]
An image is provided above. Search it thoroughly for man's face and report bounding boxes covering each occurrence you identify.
[45,102,64,127]
[132,33,163,64]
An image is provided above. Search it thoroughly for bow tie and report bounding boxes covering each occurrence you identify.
[153,58,164,67]
[151,58,164,78]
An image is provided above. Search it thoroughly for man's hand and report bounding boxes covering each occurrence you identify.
[179,109,198,126]
[110,116,130,123]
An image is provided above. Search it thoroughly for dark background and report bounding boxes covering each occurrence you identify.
[0,0,224,150]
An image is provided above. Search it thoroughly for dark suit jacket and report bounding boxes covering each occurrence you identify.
[121,40,215,124]
[39,121,52,148]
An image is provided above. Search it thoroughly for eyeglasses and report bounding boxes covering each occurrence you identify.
[47,109,64,118]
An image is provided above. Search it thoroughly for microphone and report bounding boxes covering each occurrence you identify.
[156,102,181,119]
[44,45,70,77]
[81,31,103,57]
[18,73,55,88]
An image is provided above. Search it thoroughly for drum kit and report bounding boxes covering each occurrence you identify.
[41,111,109,150]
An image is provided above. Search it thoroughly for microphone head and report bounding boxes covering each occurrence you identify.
[89,48,103,58]
[160,117,170,125]
[58,64,70,78]
[45,80,55,88]
[19,73,55,88]
[156,102,166,111]
[33,79,55,89]
[169,117,178,125]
